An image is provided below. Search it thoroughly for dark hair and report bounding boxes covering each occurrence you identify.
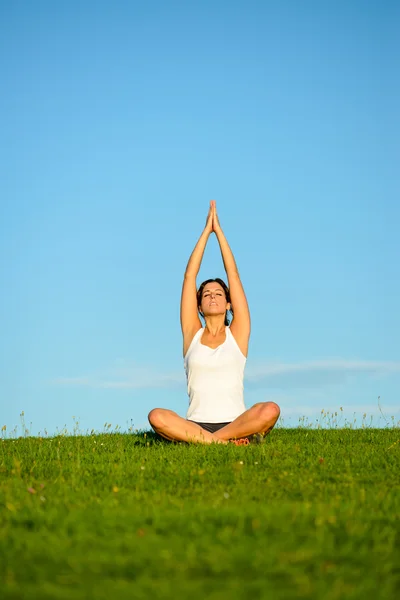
[197,278,233,326]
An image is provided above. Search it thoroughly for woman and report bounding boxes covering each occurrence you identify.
[148,201,280,444]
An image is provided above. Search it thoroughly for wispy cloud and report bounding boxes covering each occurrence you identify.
[245,359,400,389]
[51,359,400,390]
[247,359,400,378]
[50,375,184,390]
[51,365,184,390]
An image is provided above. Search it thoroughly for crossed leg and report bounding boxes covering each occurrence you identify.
[148,408,226,443]
[214,402,280,441]
[148,402,280,444]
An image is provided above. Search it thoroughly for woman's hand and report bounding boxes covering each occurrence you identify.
[204,201,214,234]
[205,200,222,234]
[211,200,222,232]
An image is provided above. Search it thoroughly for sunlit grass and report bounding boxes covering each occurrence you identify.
[1,412,399,599]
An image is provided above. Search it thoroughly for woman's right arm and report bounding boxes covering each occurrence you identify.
[180,204,213,353]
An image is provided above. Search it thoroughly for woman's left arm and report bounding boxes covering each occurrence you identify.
[213,202,251,356]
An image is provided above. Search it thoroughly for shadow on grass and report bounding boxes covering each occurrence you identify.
[130,429,176,446]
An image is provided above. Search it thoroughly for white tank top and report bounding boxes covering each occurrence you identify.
[184,326,247,423]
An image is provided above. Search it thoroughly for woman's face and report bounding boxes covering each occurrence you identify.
[199,282,230,318]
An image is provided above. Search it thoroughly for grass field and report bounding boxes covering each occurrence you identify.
[1,425,399,599]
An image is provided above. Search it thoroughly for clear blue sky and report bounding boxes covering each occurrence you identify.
[1,0,399,436]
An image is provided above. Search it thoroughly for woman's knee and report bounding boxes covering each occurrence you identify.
[265,402,280,423]
[148,408,166,429]
[148,408,176,430]
[254,401,280,422]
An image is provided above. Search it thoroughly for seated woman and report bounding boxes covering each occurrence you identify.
[148,201,280,444]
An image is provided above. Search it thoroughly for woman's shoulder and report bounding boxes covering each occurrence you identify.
[183,326,203,359]
[227,324,249,358]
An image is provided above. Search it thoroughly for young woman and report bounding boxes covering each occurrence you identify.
[148,201,280,444]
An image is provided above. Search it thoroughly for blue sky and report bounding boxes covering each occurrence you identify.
[1,0,399,436]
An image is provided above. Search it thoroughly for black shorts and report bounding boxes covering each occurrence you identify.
[189,421,231,434]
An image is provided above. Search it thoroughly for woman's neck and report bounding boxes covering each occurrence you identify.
[203,318,226,336]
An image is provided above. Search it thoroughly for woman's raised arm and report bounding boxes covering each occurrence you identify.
[180,203,213,347]
[213,202,251,356]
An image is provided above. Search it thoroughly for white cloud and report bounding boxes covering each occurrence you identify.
[51,366,184,390]
[245,359,400,390]
[50,359,400,390]
[246,359,400,379]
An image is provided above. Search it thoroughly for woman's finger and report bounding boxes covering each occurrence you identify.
[205,202,213,232]
[213,201,221,230]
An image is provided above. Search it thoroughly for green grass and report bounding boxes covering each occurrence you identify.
[1,428,399,599]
